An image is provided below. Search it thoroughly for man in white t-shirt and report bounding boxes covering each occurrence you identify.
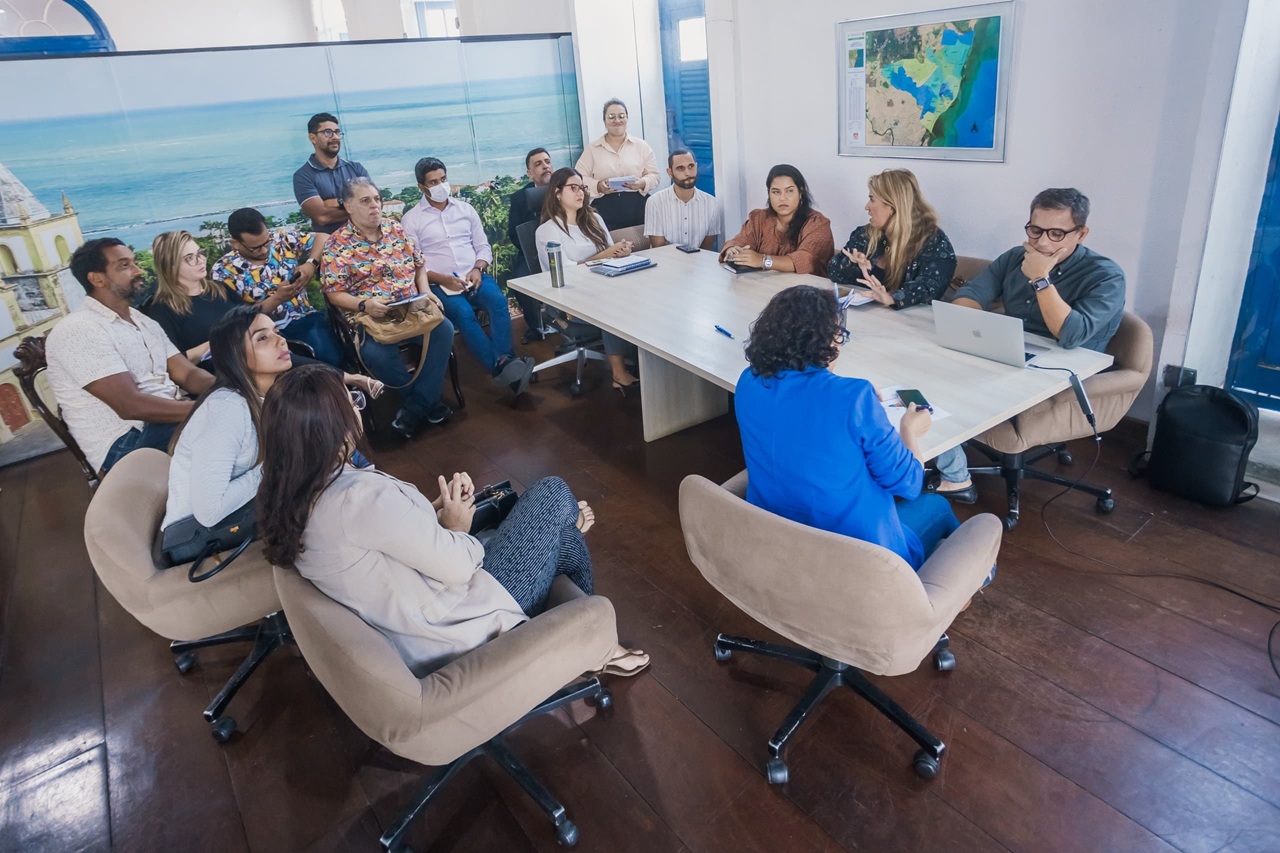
[46,238,214,474]
[643,148,720,251]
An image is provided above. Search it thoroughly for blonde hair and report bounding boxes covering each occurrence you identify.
[864,169,938,292]
[151,230,225,315]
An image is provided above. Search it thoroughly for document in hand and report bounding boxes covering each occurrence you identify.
[607,175,638,191]
[835,283,876,308]
[877,386,951,431]
[385,293,432,308]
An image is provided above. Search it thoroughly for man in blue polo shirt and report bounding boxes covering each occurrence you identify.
[292,112,369,235]
[928,187,1126,502]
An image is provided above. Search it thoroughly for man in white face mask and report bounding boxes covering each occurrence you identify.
[401,157,533,396]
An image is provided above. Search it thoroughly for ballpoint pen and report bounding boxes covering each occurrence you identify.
[714,325,734,339]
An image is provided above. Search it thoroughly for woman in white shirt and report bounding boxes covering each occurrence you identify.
[535,167,641,393]
[575,98,660,229]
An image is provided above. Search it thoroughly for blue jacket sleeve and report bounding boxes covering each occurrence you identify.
[855,382,923,500]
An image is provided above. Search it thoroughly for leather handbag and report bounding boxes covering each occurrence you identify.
[469,481,519,535]
[350,298,444,345]
[158,501,257,583]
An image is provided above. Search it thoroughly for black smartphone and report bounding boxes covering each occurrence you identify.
[677,244,700,254]
[897,389,933,412]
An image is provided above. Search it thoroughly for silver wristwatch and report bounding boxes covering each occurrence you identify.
[763,255,774,270]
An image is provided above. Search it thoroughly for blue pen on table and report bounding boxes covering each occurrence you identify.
[714,325,734,339]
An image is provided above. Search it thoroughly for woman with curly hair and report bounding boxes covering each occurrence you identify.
[827,168,956,309]
[734,285,958,569]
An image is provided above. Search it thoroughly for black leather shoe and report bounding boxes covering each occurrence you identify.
[390,409,419,440]
[923,470,979,504]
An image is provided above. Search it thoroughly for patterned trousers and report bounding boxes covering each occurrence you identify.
[481,476,593,616]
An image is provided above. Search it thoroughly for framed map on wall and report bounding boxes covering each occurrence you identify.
[837,2,1014,161]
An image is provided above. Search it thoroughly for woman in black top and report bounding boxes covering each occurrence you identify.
[827,169,956,309]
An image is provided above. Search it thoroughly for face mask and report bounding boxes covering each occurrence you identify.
[427,183,451,203]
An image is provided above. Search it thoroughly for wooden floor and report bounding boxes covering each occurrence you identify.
[2,339,1279,853]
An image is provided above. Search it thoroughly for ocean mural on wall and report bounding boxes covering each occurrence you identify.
[0,35,583,466]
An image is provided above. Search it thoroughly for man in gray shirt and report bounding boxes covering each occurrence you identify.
[930,187,1126,500]
[292,112,370,234]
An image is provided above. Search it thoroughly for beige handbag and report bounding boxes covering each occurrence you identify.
[349,298,445,389]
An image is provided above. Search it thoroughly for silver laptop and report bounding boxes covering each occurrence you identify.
[932,300,1049,367]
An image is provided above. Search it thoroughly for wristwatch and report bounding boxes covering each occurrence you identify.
[763,255,774,270]
[1031,276,1052,292]
[357,299,368,313]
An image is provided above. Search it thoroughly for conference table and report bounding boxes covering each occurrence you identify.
[507,245,1113,458]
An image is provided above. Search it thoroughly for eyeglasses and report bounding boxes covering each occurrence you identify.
[315,128,343,139]
[562,183,588,194]
[239,235,272,254]
[1024,223,1082,242]
[348,389,367,411]
[835,325,850,345]
[181,250,207,266]
[605,114,627,122]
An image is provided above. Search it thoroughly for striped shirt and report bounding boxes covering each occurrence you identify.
[643,186,720,247]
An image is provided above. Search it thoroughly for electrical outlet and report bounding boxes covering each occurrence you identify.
[1162,364,1198,388]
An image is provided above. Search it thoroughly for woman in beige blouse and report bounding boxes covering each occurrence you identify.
[574,98,660,229]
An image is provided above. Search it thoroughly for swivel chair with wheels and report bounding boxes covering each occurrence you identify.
[515,219,607,397]
[679,471,1001,783]
[273,569,620,851]
[965,311,1154,529]
[83,449,293,742]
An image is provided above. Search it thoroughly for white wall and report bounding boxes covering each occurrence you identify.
[711,0,1252,420]
[456,0,573,35]
[92,0,316,51]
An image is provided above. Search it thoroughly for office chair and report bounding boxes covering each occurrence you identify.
[679,471,1001,783]
[14,334,100,486]
[273,569,619,851]
[515,219,607,397]
[327,307,465,411]
[83,449,293,742]
[964,311,1154,529]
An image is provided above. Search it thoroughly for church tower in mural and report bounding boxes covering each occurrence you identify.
[0,161,85,445]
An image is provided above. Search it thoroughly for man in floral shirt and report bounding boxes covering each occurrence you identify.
[211,207,345,366]
[321,177,455,437]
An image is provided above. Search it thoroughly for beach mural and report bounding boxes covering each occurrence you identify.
[0,35,583,465]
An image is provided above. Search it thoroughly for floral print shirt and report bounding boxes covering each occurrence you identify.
[320,218,424,309]
[827,225,957,310]
[211,229,318,326]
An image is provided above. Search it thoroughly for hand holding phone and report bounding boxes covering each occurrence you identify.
[896,388,933,413]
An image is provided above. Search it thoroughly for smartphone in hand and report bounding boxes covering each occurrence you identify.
[897,388,934,413]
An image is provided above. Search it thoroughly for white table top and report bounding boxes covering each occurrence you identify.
[508,245,1113,458]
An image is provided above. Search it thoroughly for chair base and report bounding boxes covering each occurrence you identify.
[170,610,294,743]
[379,677,609,852]
[713,633,952,784]
[531,337,607,398]
[966,440,1115,531]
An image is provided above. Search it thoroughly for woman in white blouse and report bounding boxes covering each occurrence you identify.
[575,98,659,230]
[535,167,641,393]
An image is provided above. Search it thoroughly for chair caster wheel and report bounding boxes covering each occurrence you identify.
[556,819,579,847]
[210,716,237,743]
[174,652,196,674]
[934,649,956,671]
[913,749,940,779]
[765,757,789,785]
[591,689,613,711]
[1057,450,1073,465]
[714,644,732,662]
[1096,497,1115,514]
[568,382,583,398]
[1002,515,1018,531]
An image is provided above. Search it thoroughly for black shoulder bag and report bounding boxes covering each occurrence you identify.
[158,501,257,582]
[469,481,518,535]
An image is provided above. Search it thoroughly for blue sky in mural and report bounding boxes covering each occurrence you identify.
[0,38,583,248]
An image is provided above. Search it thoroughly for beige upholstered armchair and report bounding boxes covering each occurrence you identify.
[967,311,1154,528]
[83,449,292,743]
[273,568,619,851]
[679,471,1001,784]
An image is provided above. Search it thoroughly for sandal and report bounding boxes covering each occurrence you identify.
[595,648,649,678]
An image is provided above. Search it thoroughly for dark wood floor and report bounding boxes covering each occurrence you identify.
[3,337,1280,853]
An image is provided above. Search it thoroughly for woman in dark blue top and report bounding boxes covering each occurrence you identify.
[735,285,959,569]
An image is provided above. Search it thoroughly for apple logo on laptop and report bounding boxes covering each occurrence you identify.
[972,329,983,338]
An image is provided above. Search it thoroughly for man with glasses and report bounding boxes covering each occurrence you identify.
[211,207,344,367]
[292,112,370,234]
[928,187,1126,501]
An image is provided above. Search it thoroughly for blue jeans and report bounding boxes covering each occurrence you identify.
[101,421,179,474]
[895,493,960,562]
[355,317,455,421]
[430,275,513,373]
[935,446,970,484]
[281,311,344,368]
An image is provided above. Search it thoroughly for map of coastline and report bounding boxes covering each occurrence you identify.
[865,15,1000,148]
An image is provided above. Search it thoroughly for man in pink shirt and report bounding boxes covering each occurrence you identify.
[401,157,533,396]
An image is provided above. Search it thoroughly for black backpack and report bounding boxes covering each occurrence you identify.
[1131,385,1259,506]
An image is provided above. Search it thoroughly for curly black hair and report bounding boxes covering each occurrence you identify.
[744,285,842,378]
